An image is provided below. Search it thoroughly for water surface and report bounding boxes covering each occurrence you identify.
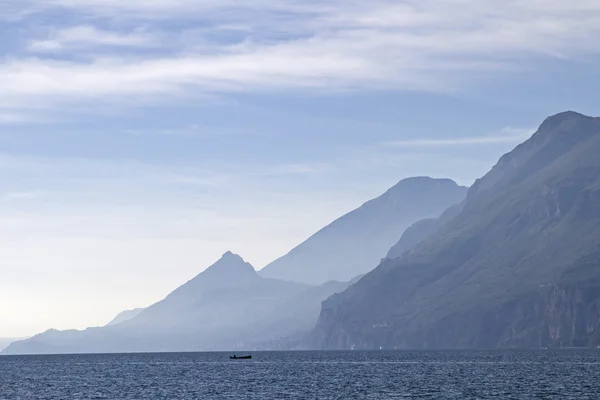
[1,350,599,399]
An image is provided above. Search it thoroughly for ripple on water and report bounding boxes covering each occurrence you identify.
[1,350,599,399]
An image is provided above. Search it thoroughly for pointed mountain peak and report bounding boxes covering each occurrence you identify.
[161,252,259,300]
[220,250,241,261]
[201,251,258,282]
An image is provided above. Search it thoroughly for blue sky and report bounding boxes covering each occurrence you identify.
[1,0,600,337]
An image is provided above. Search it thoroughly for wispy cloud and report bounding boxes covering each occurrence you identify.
[0,153,332,207]
[2,191,41,200]
[383,127,535,148]
[123,124,261,138]
[252,162,331,177]
[2,0,600,116]
[28,25,156,53]
[39,0,316,19]
[0,112,40,125]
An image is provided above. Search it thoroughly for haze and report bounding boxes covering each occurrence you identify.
[1,0,600,338]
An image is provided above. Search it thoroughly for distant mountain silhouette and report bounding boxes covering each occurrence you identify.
[0,338,23,352]
[386,203,463,259]
[311,111,600,350]
[122,252,306,339]
[260,177,468,285]
[106,308,145,326]
[3,252,349,355]
[10,112,598,354]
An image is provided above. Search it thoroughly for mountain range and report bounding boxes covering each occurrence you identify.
[311,111,600,350]
[260,177,467,284]
[3,176,464,355]
[5,110,599,354]
[2,252,349,354]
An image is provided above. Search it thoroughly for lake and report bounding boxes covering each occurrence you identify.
[1,350,599,399]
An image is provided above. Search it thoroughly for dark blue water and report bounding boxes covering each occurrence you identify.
[1,350,599,399]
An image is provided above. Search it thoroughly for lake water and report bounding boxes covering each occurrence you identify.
[1,350,599,399]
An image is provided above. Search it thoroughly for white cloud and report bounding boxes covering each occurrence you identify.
[1,191,40,200]
[0,111,48,125]
[252,162,332,177]
[383,128,535,148]
[0,112,27,124]
[42,0,316,18]
[28,25,155,52]
[2,0,600,115]
[123,124,261,138]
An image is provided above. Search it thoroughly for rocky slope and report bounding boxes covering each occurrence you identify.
[3,252,348,354]
[260,177,468,285]
[311,111,600,350]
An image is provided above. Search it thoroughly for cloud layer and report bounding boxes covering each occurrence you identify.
[384,127,535,147]
[2,0,600,119]
[28,25,156,52]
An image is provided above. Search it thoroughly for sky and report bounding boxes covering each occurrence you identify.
[1,0,600,338]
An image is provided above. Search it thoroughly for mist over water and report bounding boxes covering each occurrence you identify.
[1,350,599,399]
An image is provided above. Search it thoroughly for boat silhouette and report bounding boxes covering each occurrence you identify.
[230,355,252,360]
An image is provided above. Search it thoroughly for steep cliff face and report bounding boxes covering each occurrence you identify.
[541,284,600,347]
[311,111,600,350]
[394,283,600,350]
[314,277,600,351]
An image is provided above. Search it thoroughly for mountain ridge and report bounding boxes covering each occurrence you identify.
[260,177,468,284]
[311,111,600,350]
[2,252,347,355]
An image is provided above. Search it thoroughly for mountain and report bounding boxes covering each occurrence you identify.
[250,280,352,350]
[106,308,145,326]
[120,251,307,342]
[386,203,463,259]
[312,111,600,350]
[260,177,468,285]
[0,338,23,352]
[2,252,348,355]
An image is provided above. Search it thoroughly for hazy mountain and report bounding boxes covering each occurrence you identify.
[386,203,464,259]
[106,308,145,326]
[2,252,348,355]
[0,338,23,352]
[257,280,350,340]
[312,111,600,350]
[121,252,308,340]
[260,177,468,285]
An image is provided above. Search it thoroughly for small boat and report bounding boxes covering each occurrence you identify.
[230,355,252,360]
